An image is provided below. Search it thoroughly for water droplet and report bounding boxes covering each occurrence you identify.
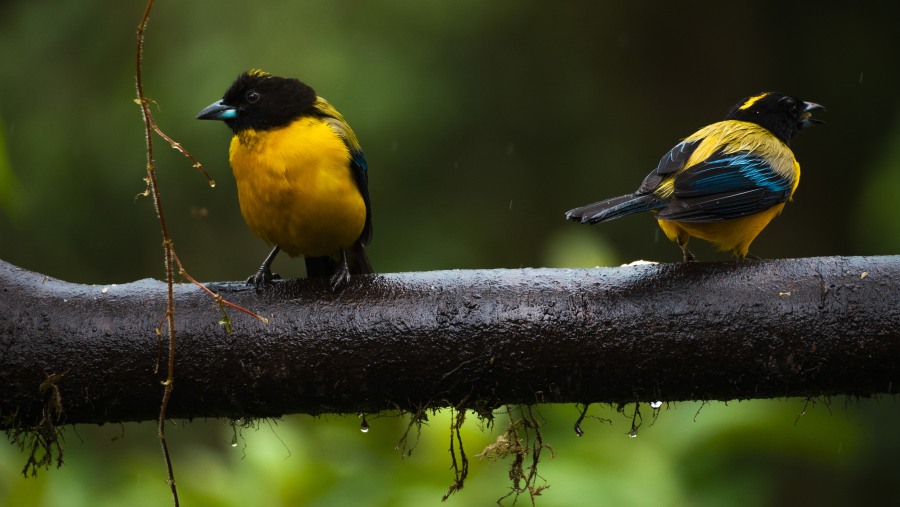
[628,430,638,439]
[209,180,216,188]
[230,435,238,447]
[101,287,109,294]
[360,414,369,433]
[650,401,662,409]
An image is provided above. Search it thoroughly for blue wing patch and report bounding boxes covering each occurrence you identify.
[657,150,793,222]
[351,148,368,180]
[348,146,373,245]
[675,152,791,196]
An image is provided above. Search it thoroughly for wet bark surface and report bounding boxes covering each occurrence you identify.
[1,256,898,428]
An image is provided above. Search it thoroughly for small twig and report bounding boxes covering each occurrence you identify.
[171,250,268,324]
[573,403,589,436]
[134,3,270,503]
[396,404,428,458]
[442,407,469,501]
[134,2,179,505]
[139,102,216,186]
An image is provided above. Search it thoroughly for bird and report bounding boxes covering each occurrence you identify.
[565,92,824,261]
[197,70,372,290]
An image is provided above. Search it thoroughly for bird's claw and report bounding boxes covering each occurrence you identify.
[246,268,281,292]
[329,264,351,291]
[328,249,352,291]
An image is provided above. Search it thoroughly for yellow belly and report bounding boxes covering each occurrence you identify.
[228,118,366,258]
[656,203,786,258]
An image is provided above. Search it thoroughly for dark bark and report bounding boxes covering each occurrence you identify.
[1,256,899,429]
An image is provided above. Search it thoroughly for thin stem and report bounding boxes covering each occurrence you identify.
[171,250,268,324]
[135,1,179,505]
[133,2,269,503]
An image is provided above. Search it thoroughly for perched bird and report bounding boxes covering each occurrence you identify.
[565,92,824,261]
[197,70,372,290]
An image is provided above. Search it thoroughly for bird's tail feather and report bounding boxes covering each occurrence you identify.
[347,241,373,275]
[304,256,337,279]
[565,193,666,224]
[304,241,373,279]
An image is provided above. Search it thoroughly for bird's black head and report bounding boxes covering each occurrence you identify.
[196,70,317,133]
[725,92,825,145]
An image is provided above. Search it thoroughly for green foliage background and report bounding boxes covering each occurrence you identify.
[1,1,899,505]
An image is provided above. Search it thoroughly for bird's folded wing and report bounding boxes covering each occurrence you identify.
[317,99,373,244]
[656,151,792,222]
[637,139,702,194]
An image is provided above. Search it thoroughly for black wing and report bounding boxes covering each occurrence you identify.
[637,139,702,194]
[657,150,793,222]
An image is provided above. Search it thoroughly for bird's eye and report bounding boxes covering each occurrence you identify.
[246,90,261,103]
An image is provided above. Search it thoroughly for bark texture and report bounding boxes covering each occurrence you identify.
[1,256,898,429]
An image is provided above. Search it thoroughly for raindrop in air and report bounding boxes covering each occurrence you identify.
[650,401,663,409]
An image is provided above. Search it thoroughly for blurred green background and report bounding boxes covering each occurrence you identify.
[2,1,899,505]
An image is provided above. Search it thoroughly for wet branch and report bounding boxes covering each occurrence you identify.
[1,255,899,428]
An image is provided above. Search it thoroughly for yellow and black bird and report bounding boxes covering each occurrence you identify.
[565,92,824,261]
[197,70,372,290]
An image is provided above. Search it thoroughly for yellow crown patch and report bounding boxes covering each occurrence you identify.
[738,92,769,110]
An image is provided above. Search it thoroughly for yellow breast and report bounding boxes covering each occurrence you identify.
[228,118,367,257]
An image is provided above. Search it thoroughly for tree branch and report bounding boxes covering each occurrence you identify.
[2,256,898,429]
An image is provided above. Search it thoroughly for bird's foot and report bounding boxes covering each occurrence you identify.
[328,249,352,291]
[680,246,696,262]
[329,263,351,291]
[247,246,282,292]
[246,268,281,292]
[743,252,762,261]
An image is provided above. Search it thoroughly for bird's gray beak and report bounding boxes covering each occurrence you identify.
[800,101,825,127]
[196,100,237,121]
